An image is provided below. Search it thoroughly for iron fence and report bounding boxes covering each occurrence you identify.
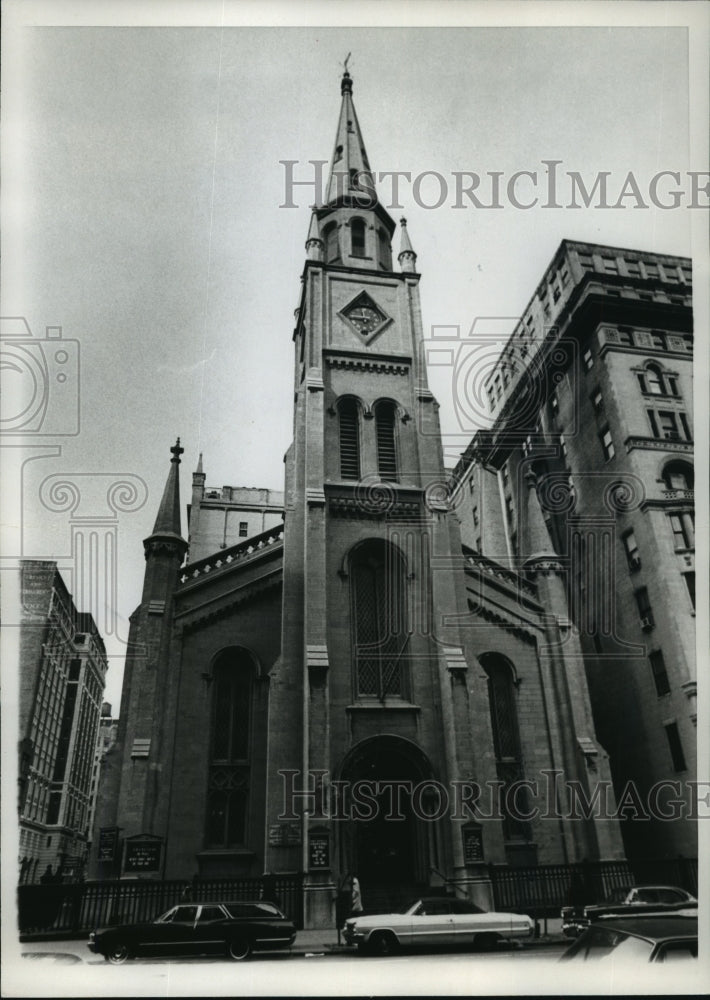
[17,858,697,937]
[18,873,304,938]
[489,856,698,918]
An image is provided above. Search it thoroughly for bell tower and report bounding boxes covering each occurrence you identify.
[264,68,502,927]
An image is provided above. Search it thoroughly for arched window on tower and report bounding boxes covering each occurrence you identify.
[324,222,340,264]
[205,649,254,848]
[378,228,392,271]
[637,362,679,397]
[480,653,530,842]
[350,541,408,699]
[338,397,361,480]
[375,400,398,481]
[351,218,366,257]
[662,460,694,492]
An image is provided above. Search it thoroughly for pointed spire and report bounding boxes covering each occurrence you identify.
[147,438,185,545]
[326,67,378,207]
[522,469,558,564]
[195,452,203,475]
[305,208,324,261]
[398,217,417,272]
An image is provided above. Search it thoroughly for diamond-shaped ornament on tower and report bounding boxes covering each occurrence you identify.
[339,291,391,344]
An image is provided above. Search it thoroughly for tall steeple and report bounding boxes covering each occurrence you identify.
[310,64,396,273]
[325,68,378,206]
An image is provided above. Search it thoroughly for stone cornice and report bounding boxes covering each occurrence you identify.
[468,602,538,645]
[625,435,693,454]
[178,527,284,588]
[325,355,409,376]
[177,570,282,634]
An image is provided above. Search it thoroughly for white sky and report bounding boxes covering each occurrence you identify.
[3,2,708,716]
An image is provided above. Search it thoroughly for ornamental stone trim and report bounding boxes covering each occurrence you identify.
[328,496,420,520]
[179,574,282,634]
[179,527,284,585]
[325,356,409,376]
[625,436,693,454]
[470,603,538,645]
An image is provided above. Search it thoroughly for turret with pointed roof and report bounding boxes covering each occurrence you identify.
[144,439,186,557]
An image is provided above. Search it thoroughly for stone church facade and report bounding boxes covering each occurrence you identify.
[94,70,691,928]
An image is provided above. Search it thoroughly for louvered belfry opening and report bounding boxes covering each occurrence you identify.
[375,400,398,481]
[339,397,361,480]
[351,541,408,699]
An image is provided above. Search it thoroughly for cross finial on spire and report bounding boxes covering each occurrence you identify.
[341,53,353,94]
[170,437,184,463]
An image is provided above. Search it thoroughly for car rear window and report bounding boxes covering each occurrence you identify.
[224,902,282,918]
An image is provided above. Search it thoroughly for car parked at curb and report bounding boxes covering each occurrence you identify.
[559,913,698,963]
[343,896,534,955]
[561,884,697,938]
[88,900,296,963]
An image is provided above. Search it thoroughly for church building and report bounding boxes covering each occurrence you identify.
[95,69,646,928]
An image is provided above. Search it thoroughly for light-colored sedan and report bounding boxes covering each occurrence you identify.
[343,897,534,955]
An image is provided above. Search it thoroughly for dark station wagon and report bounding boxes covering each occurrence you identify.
[88,900,296,963]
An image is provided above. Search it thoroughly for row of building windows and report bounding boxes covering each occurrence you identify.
[576,251,691,285]
[598,408,692,462]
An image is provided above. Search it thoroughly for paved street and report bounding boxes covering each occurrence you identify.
[7,937,705,997]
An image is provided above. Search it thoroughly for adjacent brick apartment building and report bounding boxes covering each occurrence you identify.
[453,239,696,861]
[19,561,107,883]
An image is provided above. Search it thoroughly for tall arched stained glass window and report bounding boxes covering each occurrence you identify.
[480,653,530,841]
[206,649,253,848]
[351,541,408,699]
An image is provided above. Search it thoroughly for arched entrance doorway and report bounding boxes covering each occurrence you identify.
[337,736,436,910]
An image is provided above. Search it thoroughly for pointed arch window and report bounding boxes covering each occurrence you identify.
[206,649,253,848]
[351,218,366,257]
[338,397,360,480]
[324,222,340,264]
[375,400,398,481]
[481,654,530,841]
[350,541,408,699]
[378,228,392,271]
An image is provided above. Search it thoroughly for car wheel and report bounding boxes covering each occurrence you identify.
[472,932,499,952]
[106,941,130,964]
[228,937,252,961]
[368,931,398,957]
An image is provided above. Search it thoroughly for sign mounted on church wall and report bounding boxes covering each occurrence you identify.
[123,834,163,874]
[268,822,301,847]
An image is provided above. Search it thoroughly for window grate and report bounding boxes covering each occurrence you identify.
[375,402,398,481]
[339,400,360,479]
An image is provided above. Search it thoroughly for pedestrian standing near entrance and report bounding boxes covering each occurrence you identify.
[350,875,363,916]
